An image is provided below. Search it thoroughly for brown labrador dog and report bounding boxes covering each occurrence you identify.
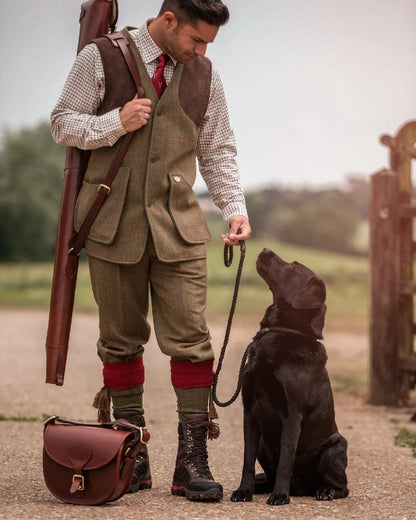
[231,248,348,506]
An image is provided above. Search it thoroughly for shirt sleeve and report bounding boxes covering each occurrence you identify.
[50,43,127,150]
[197,68,248,223]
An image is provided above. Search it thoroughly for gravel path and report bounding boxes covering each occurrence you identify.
[0,309,415,520]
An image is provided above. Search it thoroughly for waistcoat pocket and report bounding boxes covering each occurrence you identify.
[168,173,211,244]
[74,167,131,245]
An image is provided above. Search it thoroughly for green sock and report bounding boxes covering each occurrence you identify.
[109,386,144,416]
[174,386,211,421]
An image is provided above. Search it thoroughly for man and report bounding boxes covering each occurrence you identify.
[51,0,250,502]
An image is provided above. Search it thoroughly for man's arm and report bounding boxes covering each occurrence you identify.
[50,44,152,150]
[197,69,251,244]
[50,44,126,150]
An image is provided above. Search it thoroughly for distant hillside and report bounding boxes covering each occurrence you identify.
[199,175,369,256]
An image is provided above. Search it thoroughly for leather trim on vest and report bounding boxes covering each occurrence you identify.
[179,56,211,127]
[93,35,137,116]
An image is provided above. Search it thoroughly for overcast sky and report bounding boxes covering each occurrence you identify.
[1,0,415,191]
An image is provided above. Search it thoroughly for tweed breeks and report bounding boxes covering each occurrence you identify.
[87,235,214,375]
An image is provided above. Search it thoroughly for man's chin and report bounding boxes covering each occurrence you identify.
[178,54,197,63]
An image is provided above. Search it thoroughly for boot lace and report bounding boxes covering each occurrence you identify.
[186,421,214,479]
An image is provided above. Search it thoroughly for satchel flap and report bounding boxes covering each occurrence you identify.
[44,424,132,470]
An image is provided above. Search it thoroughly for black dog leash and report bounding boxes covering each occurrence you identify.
[213,262,317,408]
[212,240,247,407]
[212,241,319,408]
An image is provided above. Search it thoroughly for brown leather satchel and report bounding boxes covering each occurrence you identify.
[43,416,150,505]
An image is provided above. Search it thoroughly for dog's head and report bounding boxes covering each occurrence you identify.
[256,248,327,339]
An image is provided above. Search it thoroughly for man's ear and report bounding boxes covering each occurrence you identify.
[163,11,178,29]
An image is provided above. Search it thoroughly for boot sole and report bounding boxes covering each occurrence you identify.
[128,480,152,493]
[171,484,223,501]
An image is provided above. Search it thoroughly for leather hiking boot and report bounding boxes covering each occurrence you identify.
[171,413,223,501]
[113,411,152,492]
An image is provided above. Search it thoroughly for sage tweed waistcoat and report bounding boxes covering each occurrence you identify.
[74,29,212,263]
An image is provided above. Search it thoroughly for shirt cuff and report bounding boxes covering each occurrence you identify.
[98,107,127,146]
[221,201,249,223]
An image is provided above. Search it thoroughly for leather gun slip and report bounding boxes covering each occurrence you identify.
[45,0,118,385]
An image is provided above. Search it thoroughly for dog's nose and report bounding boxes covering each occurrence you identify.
[262,248,271,254]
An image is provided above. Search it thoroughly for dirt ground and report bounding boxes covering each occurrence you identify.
[0,308,415,520]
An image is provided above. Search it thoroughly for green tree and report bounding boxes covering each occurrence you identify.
[0,122,65,261]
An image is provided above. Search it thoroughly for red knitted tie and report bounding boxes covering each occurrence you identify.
[152,54,168,97]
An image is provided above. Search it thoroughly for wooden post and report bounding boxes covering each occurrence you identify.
[379,120,416,404]
[369,169,400,405]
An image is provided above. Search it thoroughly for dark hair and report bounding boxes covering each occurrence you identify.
[158,0,230,26]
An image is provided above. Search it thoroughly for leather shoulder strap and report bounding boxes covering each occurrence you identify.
[104,32,145,98]
[66,33,143,265]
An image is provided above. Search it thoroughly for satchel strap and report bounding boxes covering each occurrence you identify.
[44,415,150,444]
[66,32,144,263]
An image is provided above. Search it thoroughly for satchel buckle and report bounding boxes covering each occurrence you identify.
[43,415,58,426]
[98,183,111,195]
[140,427,149,445]
[72,474,85,491]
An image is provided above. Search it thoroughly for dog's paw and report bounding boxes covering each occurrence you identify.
[230,489,253,502]
[267,493,290,506]
[316,487,335,501]
[316,486,349,500]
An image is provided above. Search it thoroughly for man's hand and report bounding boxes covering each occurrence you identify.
[221,215,251,246]
[120,94,152,132]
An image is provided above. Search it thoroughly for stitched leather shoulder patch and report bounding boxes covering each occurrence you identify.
[93,36,137,115]
[179,56,212,127]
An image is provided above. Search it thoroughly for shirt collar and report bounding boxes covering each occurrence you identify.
[133,21,178,66]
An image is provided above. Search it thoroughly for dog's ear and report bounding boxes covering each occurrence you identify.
[292,278,326,310]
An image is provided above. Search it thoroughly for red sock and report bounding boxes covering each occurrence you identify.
[103,357,145,391]
[170,359,214,389]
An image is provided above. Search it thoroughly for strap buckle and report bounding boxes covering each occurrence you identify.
[72,474,85,491]
[98,184,111,195]
[140,427,150,445]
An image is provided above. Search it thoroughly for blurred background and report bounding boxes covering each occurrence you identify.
[1,0,416,399]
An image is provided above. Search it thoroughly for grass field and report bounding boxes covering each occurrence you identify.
[0,239,368,333]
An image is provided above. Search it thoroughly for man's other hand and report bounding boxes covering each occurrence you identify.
[120,95,152,132]
[221,215,251,246]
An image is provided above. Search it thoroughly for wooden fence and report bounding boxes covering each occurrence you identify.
[369,120,416,405]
